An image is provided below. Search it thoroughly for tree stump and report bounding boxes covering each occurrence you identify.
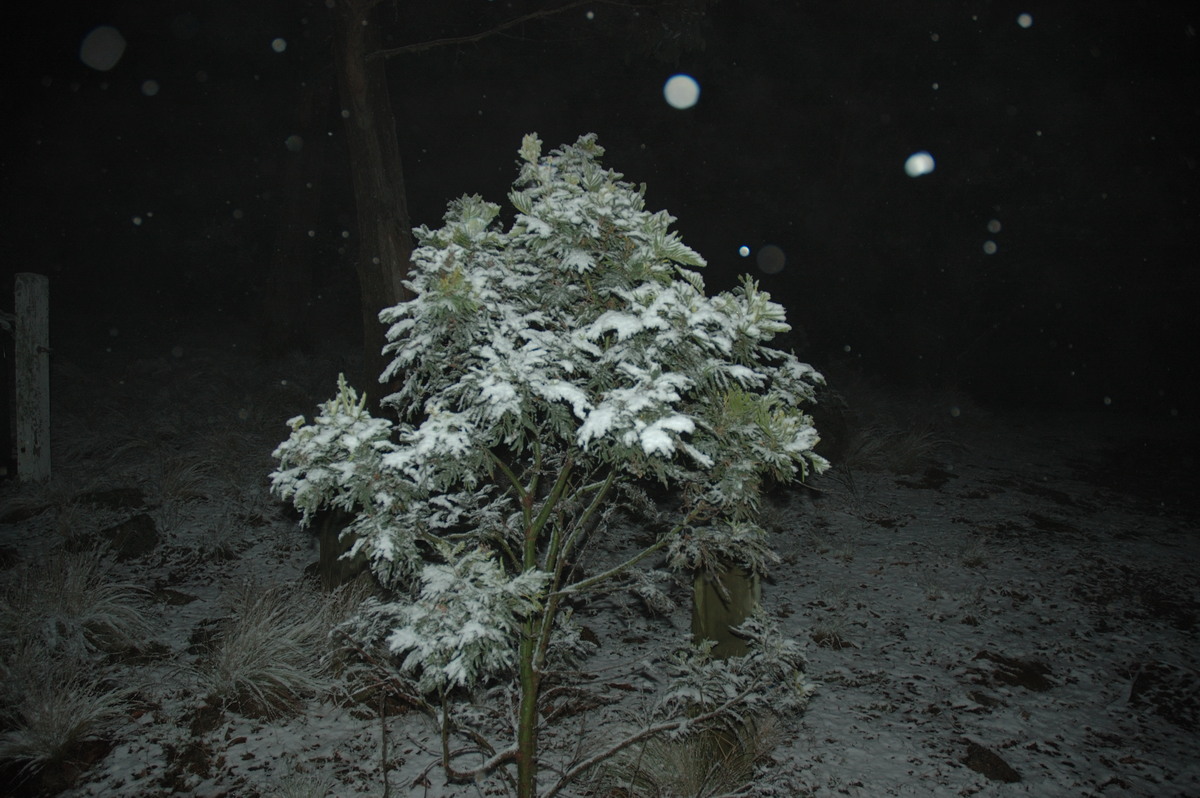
[692,565,760,659]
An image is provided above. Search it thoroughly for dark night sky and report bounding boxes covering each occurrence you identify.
[2,0,1198,415]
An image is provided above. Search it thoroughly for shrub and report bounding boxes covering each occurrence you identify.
[272,133,826,796]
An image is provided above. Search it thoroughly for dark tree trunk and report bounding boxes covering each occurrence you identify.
[262,77,333,355]
[332,0,414,398]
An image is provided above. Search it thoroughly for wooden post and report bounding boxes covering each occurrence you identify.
[15,273,50,482]
[692,565,760,659]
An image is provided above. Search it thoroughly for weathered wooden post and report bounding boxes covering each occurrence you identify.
[692,563,762,760]
[14,273,50,482]
[692,565,760,659]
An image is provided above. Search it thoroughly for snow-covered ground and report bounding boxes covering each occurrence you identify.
[1,320,1196,796]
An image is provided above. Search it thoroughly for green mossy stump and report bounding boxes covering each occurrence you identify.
[692,565,760,659]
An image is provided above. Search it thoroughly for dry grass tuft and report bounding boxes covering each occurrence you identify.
[194,580,361,718]
[838,423,953,476]
[593,715,780,797]
[0,647,131,778]
[0,549,151,660]
[265,771,337,798]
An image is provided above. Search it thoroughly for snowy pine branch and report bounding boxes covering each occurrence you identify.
[270,132,826,795]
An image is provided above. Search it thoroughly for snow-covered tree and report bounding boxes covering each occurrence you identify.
[271,133,827,796]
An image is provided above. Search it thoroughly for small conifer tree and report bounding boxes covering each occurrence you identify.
[271,133,827,796]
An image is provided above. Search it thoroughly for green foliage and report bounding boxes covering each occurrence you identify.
[271,133,826,794]
[373,543,551,694]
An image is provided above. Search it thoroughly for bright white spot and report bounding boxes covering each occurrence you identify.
[738,245,750,258]
[586,10,594,20]
[663,74,700,109]
[285,134,304,152]
[132,216,143,226]
[341,230,350,239]
[932,82,939,90]
[1017,13,1033,29]
[842,344,852,353]
[904,151,935,177]
[756,244,786,274]
[80,26,126,72]
[141,80,160,97]
[271,38,287,53]
[987,218,1002,233]
[983,240,998,254]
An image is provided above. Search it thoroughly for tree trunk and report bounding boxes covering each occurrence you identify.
[516,623,540,798]
[262,77,332,355]
[332,0,414,397]
[313,508,370,590]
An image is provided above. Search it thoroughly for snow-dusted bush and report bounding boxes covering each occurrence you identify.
[271,133,826,796]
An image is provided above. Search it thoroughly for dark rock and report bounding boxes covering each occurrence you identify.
[187,703,224,739]
[963,741,1021,783]
[0,503,47,525]
[100,513,161,560]
[1123,660,1199,731]
[76,487,149,511]
[155,587,199,606]
[974,650,1054,692]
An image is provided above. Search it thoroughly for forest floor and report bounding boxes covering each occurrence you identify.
[1,317,1197,797]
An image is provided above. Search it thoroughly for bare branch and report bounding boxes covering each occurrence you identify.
[368,0,600,60]
[543,682,761,798]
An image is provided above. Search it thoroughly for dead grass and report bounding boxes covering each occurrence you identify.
[0,646,132,778]
[0,549,151,660]
[193,580,362,718]
[591,715,780,798]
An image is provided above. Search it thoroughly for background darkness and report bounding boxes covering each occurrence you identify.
[2,0,1198,415]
